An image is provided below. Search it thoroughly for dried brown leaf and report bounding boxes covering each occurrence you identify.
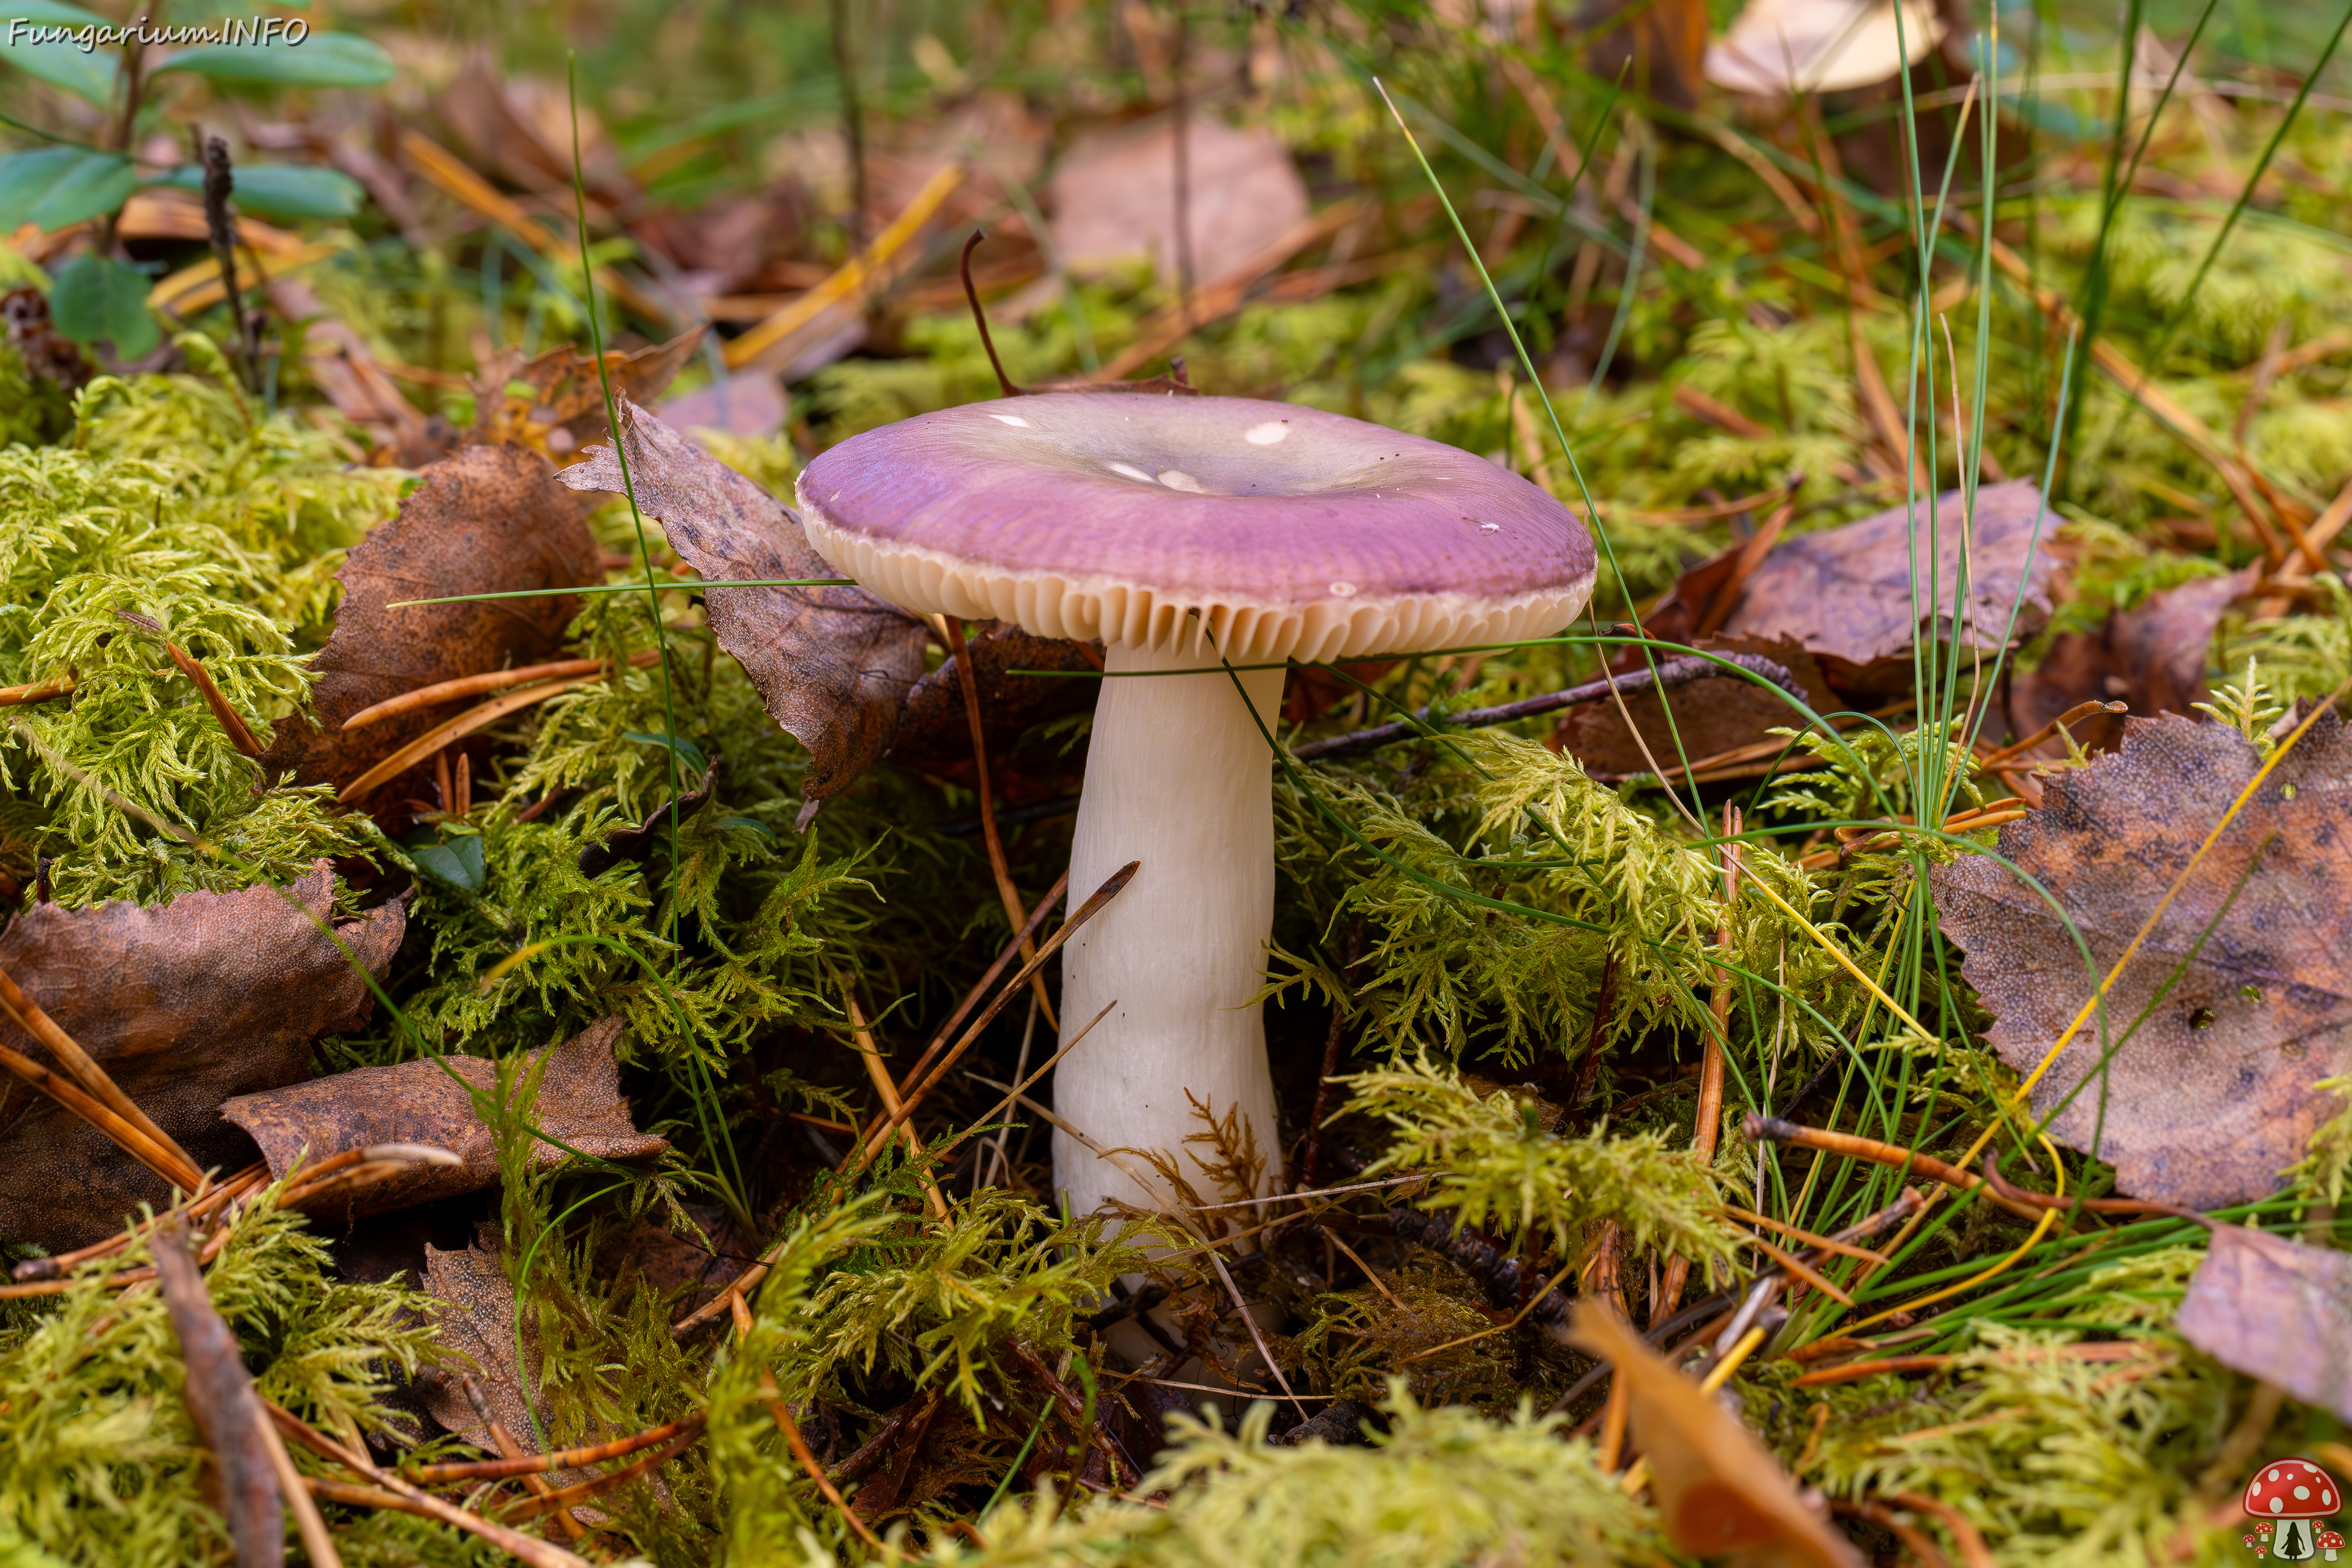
[889,621,1101,792]
[420,1226,564,1459]
[2007,567,2255,758]
[1930,715,2352,1208]
[2176,1223,2352,1422]
[558,399,927,821]
[1649,482,2059,697]
[220,1017,667,1223]
[1552,636,1835,777]
[1566,1302,1865,1567]
[0,864,404,1250]
[155,1226,284,1568]
[1048,118,1308,289]
[469,328,704,457]
[263,444,600,799]
[1583,0,1711,111]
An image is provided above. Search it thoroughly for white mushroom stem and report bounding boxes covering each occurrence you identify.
[1054,638,1287,1225]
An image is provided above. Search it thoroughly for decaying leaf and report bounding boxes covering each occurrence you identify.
[578,754,724,878]
[469,327,704,457]
[221,1017,668,1223]
[1649,482,2060,696]
[263,443,600,796]
[889,620,1101,790]
[0,864,404,1250]
[558,399,927,821]
[2176,1221,2352,1422]
[1930,714,2352,1209]
[154,1226,283,1568]
[420,1224,562,1456]
[2007,567,2255,758]
[1552,636,1834,778]
[1566,1302,1864,1567]
[1048,118,1309,288]
[1581,0,1711,111]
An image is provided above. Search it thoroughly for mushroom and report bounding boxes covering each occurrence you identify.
[796,393,1594,1218]
[2320,1529,2344,1561]
[2243,1458,2342,1562]
[1703,0,1947,98]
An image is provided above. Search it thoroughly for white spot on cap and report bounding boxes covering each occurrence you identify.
[1245,420,1291,446]
[990,413,1031,427]
[1157,469,1205,492]
[2297,1487,2313,1500]
[1107,462,1156,483]
[1329,582,1357,598]
[2274,1499,2286,1514]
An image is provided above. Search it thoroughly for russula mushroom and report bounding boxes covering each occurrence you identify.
[797,393,1594,1218]
[2244,1458,2342,1562]
[1703,0,1947,98]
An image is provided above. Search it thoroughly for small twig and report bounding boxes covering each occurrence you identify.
[464,1374,585,1542]
[499,1423,704,1525]
[115,611,264,760]
[1978,698,2126,764]
[769,1370,886,1548]
[0,673,74,707]
[341,653,660,731]
[963,998,1116,1137]
[843,985,951,1219]
[408,1414,706,1483]
[1204,1250,1310,1423]
[1289,652,1796,761]
[1791,1355,1954,1387]
[962,232,1021,399]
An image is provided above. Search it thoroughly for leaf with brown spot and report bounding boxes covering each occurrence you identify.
[1566,1302,1865,1568]
[1929,714,2352,1209]
[263,444,600,797]
[221,1017,668,1224]
[0,863,404,1250]
[2006,566,2256,760]
[2176,1222,2352,1422]
[420,1225,568,1460]
[1648,482,2060,698]
[557,399,927,821]
[154,1224,284,1568]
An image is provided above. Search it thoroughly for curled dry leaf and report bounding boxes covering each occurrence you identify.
[578,753,724,878]
[1930,715,2352,1208]
[1566,1302,1865,1568]
[1649,482,2059,697]
[153,1225,285,1568]
[0,863,404,1250]
[221,1017,667,1223]
[889,621,1101,795]
[2176,1222,2352,1422]
[1552,636,1835,778]
[2006,566,2256,759]
[263,444,600,797]
[558,399,927,823]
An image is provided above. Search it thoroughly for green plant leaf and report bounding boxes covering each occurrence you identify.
[625,730,710,775]
[153,160,363,220]
[47,253,157,360]
[0,24,120,106]
[153,31,393,88]
[410,834,487,896]
[0,147,135,231]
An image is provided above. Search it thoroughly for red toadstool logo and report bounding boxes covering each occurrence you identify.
[2242,1459,2343,1561]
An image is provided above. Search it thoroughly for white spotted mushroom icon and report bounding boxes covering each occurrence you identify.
[2243,1458,2342,1561]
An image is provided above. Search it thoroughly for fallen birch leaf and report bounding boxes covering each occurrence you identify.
[469,328,704,458]
[1048,118,1308,289]
[2176,1222,2352,1422]
[559,399,927,821]
[154,1226,283,1568]
[221,1017,667,1223]
[420,1225,560,1456]
[1567,1302,1865,1567]
[1931,714,2352,1208]
[1552,636,1834,778]
[0,863,405,1250]
[1649,482,2059,698]
[2007,566,2255,759]
[263,443,600,797]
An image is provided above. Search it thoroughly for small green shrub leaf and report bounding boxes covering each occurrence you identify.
[47,254,158,360]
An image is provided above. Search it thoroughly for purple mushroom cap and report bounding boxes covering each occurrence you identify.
[796,393,1597,662]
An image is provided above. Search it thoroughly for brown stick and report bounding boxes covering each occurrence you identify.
[0,1035,204,1191]
[763,1372,883,1548]
[1888,1491,1999,1568]
[0,674,74,707]
[1792,1355,1955,1387]
[407,1414,706,1483]
[936,614,1057,1031]
[0,962,200,1178]
[267,1403,590,1568]
[14,1163,266,1280]
[1978,699,2126,764]
[341,677,603,802]
[500,1423,704,1523]
[341,654,659,731]
[859,861,1139,1162]
[463,1376,585,1542]
[1694,494,1798,639]
[845,989,951,1219]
